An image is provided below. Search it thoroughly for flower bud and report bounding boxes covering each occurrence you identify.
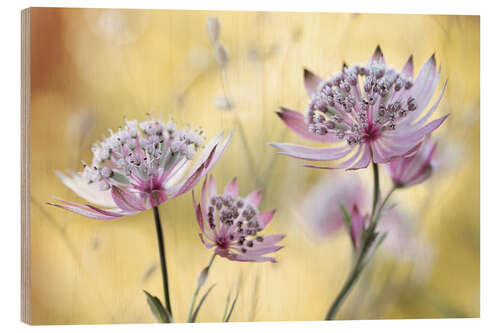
[197,266,210,288]
[206,17,220,44]
[214,42,229,68]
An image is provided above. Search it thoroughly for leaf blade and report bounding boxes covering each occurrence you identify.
[189,284,216,323]
[143,290,171,323]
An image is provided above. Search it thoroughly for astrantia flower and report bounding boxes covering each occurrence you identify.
[302,173,431,262]
[271,46,449,170]
[302,173,367,240]
[193,176,284,263]
[48,118,232,220]
[302,173,368,248]
[386,136,437,188]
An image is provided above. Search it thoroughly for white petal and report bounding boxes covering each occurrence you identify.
[55,170,117,208]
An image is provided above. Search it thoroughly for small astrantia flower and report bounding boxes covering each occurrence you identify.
[302,173,430,259]
[386,136,437,188]
[48,117,232,220]
[271,46,449,170]
[193,176,284,263]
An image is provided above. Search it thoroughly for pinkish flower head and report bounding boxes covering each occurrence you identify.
[193,176,284,263]
[271,46,449,170]
[302,173,429,258]
[386,136,437,188]
[47,117,232,220]
[302,173,367,242]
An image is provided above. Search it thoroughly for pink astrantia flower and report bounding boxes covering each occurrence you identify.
[270,46,449,170]
[302,173,422,253]
[193,176,284,263]
[302,173,367,248]
[302,173,367,240]
[386,136,437,188]
[48,118,232,220]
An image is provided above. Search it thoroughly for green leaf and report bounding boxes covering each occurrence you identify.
[375,231,388,250]
[143,290,171,323]
[221,291,231,322]
[224,291,240,322]
[339,202,351,231]
[189,284,216,323]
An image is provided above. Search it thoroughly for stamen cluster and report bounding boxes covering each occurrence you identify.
[306,63,418,145]
[208,194,263,253]
[82,118,204,192]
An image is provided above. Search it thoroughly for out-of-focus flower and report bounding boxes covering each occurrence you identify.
[271,46,449,170]
[302,173,367,243]
[302,173,433,268]
[386,136,437,188]
[376,208,435,280]
[48,118,232,220]
[193,176,284,263]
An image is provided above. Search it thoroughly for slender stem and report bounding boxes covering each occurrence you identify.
[371,162,380,221]
[325,260,364,320]
[152,206,173,319]
[187,254,217,322]
[325,162,381,320]
[374,186,396,223]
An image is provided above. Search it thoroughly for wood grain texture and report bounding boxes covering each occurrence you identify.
[23,8,479,324]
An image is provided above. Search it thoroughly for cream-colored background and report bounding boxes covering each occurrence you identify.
[29,8,479,324]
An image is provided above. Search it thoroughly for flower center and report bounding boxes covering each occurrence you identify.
[305,61,418,146]
[362,123,380,143]
[207,194,262,250]
[81,118,205,193]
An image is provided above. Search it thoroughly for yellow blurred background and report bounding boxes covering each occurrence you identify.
[28,8,479,324]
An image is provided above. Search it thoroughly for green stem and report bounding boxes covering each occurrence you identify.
[325,161,381,320]
[187,254,217,322]
[374,186,396,223]
[152,206,173,320]
[371,162,380,220]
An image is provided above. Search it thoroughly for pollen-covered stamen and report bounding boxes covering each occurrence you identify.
[81,117,205,192]
[305,61,418,145]
[207,194,263,251]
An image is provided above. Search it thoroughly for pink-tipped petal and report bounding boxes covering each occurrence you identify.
[192,191,205,231]
[199,233,215,249]
[246,190,262,207]
[270,142,351,161]
[370,45,386,65]
[46,198,131,220]
[55,171,117,208]
[258,209,276,227]
[349,206,365,248]
[171,144,218,198]
[411,54,437,106]
[304,145,363,170]
[401,54,414,78]
[346,145,371,170]
[258,234,286,246]
[242,245,283,256]
[275,108,340,143]
[304,68,323,98]
[224,177,238,197]
[411,80,447,128]
[111,186,146,212]
[396,114,449,144]
[204,132,233,172]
